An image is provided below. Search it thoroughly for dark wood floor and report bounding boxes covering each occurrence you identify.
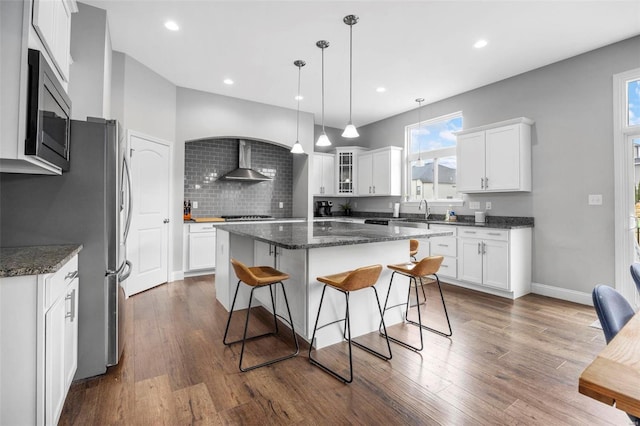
[60,275,629,425]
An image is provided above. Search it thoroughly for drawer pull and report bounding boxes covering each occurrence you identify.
[437,244,449,247]
[464,231,477,234]
[440,264,448,268]
[488,232,502,236]
[65,270,79,281]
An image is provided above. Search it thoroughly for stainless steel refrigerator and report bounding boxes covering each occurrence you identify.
[0,118,132,379]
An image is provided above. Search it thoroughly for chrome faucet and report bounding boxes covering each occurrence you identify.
[418,199,430,219]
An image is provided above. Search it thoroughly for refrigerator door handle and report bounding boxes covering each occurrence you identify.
[121,154,133,243]
[118,260,133,282]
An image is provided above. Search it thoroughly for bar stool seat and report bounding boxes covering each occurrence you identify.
[223,258,299,372]
[309,264,392,383]
[381,256,452,352]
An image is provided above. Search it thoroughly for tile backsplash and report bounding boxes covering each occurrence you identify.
[184,138,293,217]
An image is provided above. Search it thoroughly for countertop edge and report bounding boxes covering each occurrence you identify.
[0,244,83,278]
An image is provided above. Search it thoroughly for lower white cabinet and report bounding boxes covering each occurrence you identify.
[0,253,79,425]
[184,223,217,274]
[428,225,457,280]
[457,227,531,298]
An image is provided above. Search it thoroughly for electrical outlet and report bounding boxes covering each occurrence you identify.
[469,201,480,210]
[279,201,284,208]
[588,194,603,205]
[485,201,492,210]
[193,201,198,209]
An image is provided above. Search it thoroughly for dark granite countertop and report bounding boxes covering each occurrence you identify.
[0,244,83,278]
[214,220,453,250]
[331,214,534,229]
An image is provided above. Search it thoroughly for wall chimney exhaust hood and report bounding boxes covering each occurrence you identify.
[220,140,272,181]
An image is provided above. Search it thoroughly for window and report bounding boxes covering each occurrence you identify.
[406,112,462,201]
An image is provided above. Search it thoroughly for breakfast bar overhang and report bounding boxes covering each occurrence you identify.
[214,220,453,348]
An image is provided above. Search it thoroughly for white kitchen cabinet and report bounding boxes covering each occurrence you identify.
[427,225,457,279]
[335,147,365,196]
[312,153,335,196]
[456,117,534,193]
[457,228,531,297]
[357,147,402,196]
[0,252,79,425]
[185,223,216,274]
[32,0,74,82]
[0,0,76,175]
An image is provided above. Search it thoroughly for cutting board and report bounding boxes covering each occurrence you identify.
[192,217,226,223]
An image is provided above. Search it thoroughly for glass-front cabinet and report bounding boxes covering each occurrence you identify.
[335,147,365,196]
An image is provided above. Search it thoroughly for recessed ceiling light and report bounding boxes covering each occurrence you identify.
[295,95,304,101]
[376,87,386,93]
[164,21,179,31]
[474,39,488,49]
[223,78,234,85]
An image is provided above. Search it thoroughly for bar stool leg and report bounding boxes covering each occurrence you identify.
[405,273,452,337]
[380,273,425,351]
[224,280,299,372]
[309,285,391,384]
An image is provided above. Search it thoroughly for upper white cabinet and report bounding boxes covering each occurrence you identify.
[357,147,402,196]
[312,153,335,196]
[456,117,534,193]
[335,147,365,196]
[32,0,74,82]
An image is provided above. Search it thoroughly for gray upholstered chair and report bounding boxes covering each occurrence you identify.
[591,285,639,425]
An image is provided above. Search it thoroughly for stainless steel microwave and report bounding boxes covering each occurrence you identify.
[25,49,72,171]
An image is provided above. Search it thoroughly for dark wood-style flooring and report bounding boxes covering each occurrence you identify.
[59,275,629,425]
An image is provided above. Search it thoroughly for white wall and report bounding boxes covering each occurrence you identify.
[357,36,640,296]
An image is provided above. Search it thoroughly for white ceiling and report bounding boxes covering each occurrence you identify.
[82,0,640,129]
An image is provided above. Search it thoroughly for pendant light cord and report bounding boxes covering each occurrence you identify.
[296,65,301,141]
[321,45,326,133]
[348,23,353,122]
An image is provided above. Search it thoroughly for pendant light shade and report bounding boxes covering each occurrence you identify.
[415,98,425,167]
[342,15,359,138]
[316,40,332,147]
[291,59,306,154]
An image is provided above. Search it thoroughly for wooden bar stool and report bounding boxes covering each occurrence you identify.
[409,239,419,261]
[223,258,299,372]
[381,256,452,352]
[308,264,392,383]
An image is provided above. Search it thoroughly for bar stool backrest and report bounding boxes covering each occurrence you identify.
[412,256,444,277]
[230,258,259,286]
[341,264,383,292]
[410,239,419,252]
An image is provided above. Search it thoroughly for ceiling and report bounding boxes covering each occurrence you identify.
[82,1,640,129]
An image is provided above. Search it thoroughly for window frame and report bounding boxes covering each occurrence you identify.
[403,111,464,207]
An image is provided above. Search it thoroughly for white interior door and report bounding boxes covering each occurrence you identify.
[126,133,170,296]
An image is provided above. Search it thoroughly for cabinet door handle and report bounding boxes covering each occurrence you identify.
[482,242,486,254]
[65,270,78,281]
[478,242,482,254]
[65,288,76,322]
[372,186,376,194]
[480,177,484,189]
[485,177,489,189]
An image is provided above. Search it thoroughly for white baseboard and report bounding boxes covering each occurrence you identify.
[171,271,185,282]
[531,282,593,306]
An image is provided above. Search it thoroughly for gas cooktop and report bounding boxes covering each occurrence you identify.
[221,215,275,222]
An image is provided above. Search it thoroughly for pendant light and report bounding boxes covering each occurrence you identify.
[316,40,331,147]
[290,60,306,154]
[342,15,359,138]
[415,98,425,167]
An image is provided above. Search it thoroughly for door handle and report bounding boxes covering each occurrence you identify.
[163,218,170,224]
[65,288,76,322]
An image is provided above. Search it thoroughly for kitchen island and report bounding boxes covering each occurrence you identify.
[215,220,453,348]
